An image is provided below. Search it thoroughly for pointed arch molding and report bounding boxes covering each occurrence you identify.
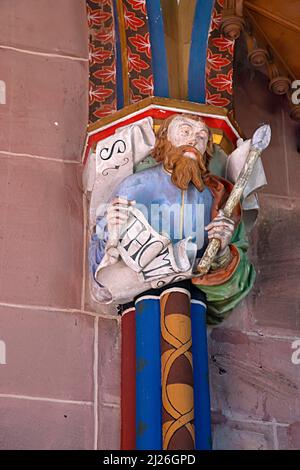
[86,0,235,122]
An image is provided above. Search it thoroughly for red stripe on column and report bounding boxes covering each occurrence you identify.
[121,307,136,450]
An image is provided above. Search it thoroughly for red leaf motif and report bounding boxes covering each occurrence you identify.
[123,5,145,31]
[207,49,231,71]
[132,75,154,95]
[129,88,143,104]
[212,37,234,55]
[89,44,112,65]
[127,49,149,73]
[94,28,115,45]
[206,90,230,107]
[93,102,117,119]
[208,70,233,94]
[93,65,116,84]
[217,0,225,7]
[128,33,151,58]
[210,8,222,32]
[127,0,147,15]
[89,85,113,105]
[98,0,113,5]
[87,5,111,28]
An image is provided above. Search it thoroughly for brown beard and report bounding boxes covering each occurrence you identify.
[161,142,208,192]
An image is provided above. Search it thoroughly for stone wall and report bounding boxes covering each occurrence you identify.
[209,41,300,449]
[0,0,121,450]
[0,3,299,450]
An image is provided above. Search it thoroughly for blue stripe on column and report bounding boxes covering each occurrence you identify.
[145,0,169,97]
[135,296,162,450]
[113,0,124,109]
[188,0,214,103]
[191,300,212,450]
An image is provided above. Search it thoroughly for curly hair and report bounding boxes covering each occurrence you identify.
[151,113,214,169]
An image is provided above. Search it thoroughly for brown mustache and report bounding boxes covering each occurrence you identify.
[163,145,207,192]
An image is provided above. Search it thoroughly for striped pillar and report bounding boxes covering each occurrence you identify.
[121,307,136,450]
[121,290,212,450]
[188,0,215,103]
[191,299,212,450]
[160,288,195,450]
[135,295,162,450]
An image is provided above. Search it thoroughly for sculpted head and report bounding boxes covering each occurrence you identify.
[152,114,214,191]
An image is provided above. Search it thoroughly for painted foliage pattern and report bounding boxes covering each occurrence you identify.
[123,0,154,103]
[86,0,234,122]
[206,0,235,112]
[87,0,117,122]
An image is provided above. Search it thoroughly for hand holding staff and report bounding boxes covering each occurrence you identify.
[197,124,271,276]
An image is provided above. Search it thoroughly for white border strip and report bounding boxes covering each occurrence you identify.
[86,105,154,139]
[159,287,191,299]
[83,103,241,162]
[86,103,241,140]
[0,302,118,319]
[0,394,93,405]
[0,45,88,62]
[93,316,99,450]
[81,194,88,311]
[0,150,81,164]
[121,306,135,317]
[191,299,207,309]
[151,104,241,139]
[135,294,160,304]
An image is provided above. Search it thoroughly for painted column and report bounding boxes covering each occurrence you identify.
[135,295,162,450]
[191,300,212,450]
[160,288,195,450]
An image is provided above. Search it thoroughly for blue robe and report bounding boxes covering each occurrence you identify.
[89,163,213,281]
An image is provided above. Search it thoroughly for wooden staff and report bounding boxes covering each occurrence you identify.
[197,124,271,275]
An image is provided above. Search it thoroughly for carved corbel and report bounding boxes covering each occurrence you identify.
[221,0,245,40]
[287,91,300,122]
[245,31,269,68]
[266,60,291,95]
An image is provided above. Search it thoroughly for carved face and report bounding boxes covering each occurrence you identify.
[151,114,212,191]
[167,115,209,157]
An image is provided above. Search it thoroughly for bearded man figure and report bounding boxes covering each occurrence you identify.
[89,114,255,451]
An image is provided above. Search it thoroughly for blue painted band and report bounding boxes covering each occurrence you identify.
[145,0,169,98]
[188,0,214,103]
[191,301,212,450]
[135,296,162,450]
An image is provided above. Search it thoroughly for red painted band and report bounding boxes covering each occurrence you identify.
[84,108,238,163]
[121,308,136,450]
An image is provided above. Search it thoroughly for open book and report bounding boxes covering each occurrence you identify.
[94,207,198,304]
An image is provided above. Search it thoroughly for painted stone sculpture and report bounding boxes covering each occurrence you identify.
[88,112,269,450]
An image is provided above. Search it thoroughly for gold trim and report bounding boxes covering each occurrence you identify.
[87,96,244,137]
[116,0,130,106]
[160,293,195,449]
[161,0,197,99]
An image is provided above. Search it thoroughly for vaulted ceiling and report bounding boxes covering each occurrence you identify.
[244,0,300,80]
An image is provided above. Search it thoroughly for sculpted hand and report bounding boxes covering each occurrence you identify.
[106,197,135,260]
[205,209,235,256]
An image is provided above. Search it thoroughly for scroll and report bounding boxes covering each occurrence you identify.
[94,207,198,304]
